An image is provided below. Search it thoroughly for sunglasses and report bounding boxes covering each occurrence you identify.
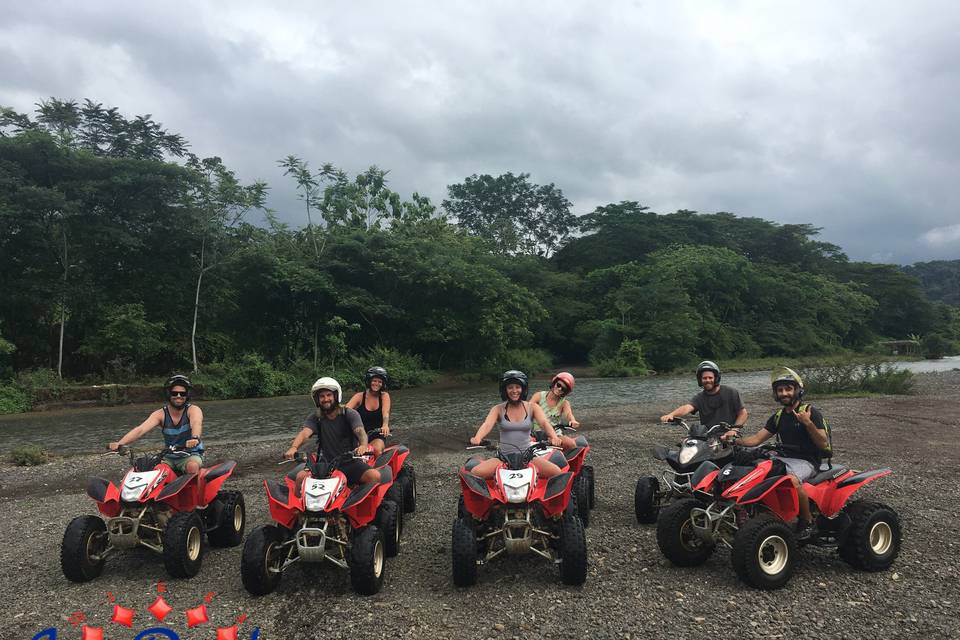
[553,382,568,393]
[169,391,188,397]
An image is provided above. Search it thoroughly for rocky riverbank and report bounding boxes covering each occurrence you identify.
[1,372,958,639]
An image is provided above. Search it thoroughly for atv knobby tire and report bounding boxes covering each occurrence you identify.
[385,484,405,534]
[559,509,588,586]
[581,464,596,508]
[398,464,417,513]
[61,515,108,582]
[731,514,796,590]
[451,517,478,587]
[634,476,660,524]
[207,490,246,547]
[163,511,205,578]
[574,475,591,528]
[656,498,714,566]
[838,500,901,571]
[377,499,402,557]
[350,525,386,595]
[241,525,285,595]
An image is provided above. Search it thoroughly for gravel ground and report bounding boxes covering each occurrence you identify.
[2,371,959,639]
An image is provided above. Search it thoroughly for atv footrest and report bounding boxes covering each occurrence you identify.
[296,526,328,562]
[107,516,141,549]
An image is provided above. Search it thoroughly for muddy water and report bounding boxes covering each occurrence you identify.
[1,357,956,455]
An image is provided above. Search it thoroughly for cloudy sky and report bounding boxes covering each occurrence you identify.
[3,1,959,264]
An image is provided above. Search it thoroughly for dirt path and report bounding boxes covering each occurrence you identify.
[1,371,958,639]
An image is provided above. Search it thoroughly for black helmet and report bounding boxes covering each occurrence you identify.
[696,360,721,386]
[770,366,804,403]
[499,370,529,401]
[165,374,192,397]
[364,366,389,389]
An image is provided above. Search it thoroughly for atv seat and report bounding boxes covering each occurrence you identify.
[377,465,393,485]
[806,465,848,485]
[463,457,483,472]
[574,435,589,447]
[286,462,307,480]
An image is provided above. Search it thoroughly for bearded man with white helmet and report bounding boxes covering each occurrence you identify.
[285,377,381,487]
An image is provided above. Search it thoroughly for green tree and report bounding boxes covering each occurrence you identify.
[78,303,165,374]
[444,172,574,257]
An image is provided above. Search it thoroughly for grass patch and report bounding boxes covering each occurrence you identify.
[9,445,48,466]
[800,362,914,396]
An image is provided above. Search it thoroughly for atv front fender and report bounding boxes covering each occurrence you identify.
[88,477,121,517]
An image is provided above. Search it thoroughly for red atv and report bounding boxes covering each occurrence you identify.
[241,450,402,596]
[554,425,595,527]
[452,437,587,587]
[61,445,244,582]
[656,445,901,589]
[371,438,417,515]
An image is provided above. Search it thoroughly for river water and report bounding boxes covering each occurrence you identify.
[2,357,957,455]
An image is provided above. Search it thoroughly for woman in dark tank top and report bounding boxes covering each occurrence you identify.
[345,366,392,455]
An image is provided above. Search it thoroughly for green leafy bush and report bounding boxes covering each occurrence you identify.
[472,348,553,380]
[344,346,437,391]
[9,445,47,465]
[0,385,31,414]
[801,362,913,396]
[593,339,650,377]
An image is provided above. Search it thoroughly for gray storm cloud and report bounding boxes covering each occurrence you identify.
[2,0,958,264]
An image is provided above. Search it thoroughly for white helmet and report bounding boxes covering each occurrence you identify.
[310,377,342,405]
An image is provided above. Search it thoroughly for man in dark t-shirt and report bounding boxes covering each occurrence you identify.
[285,377,380,488]
[722,366,830,540]
[661,360,748,428]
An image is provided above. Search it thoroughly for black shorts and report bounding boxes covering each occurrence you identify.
[368,431,385,443]
[340,459,371,485]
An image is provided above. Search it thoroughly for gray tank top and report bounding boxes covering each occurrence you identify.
[498,401,533,451]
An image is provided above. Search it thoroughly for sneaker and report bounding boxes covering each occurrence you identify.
[796,520,815,541]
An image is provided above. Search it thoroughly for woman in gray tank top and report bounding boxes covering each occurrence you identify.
[469,372,563,480]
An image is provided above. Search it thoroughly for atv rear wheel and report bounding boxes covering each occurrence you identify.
[451,517,478,587]
[61,515,108,582]
[377,499,402,557]
[398,464,417,513]
[581,464,596,508]
[559,509,588,585]
[634,476,660,524]
[385,484,405,534]
[574,475,591,528]
[163,511,205,578]
[731,514,796,590]
[241,525,285,595]
[838,500,901,571]
[349,525,386,595]
[207,490,246,547]
[656,498,714,566]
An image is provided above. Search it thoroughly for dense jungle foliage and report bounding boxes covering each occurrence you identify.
[1,100,958,395]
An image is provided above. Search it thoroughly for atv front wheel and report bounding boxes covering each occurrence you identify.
[559,509,588,585]
[581,464,596,508]
[634,476,660,524]
[61,515,108,582]
[574,475,591,528]
[207,490,246,547]
[451,517,478,587]
[731,514,796,590]
[163,512,205,578]
[656,498,714,566]
[377,499,402,557]
[350,525,386,595]
[241,525,285,595]
[398,464,417,513]
[838,500,901,571]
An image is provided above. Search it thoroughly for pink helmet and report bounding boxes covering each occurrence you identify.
[551,372,575,394]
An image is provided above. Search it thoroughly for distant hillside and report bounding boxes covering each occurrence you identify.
[904,260,960,306]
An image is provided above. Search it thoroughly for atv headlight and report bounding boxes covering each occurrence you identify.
[679,443,698,465]
[504,483,530,503]
[304,492,331,512]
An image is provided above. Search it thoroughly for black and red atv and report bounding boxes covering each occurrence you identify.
[241,449,403,596]
[452,437,587,587]
[61,445,245,582]
[656,445,901,589]
[634,418,735,524]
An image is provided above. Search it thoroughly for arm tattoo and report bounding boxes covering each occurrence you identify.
[353,425,368,448]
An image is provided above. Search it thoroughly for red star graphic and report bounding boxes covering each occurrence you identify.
[216,625,239,640]
[148,596,174,621]
[111,604,135,627]
[186,604,210,628]
[81,626,104,640]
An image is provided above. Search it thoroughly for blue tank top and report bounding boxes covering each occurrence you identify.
[498,401,534,452]
[162,404,204,454]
